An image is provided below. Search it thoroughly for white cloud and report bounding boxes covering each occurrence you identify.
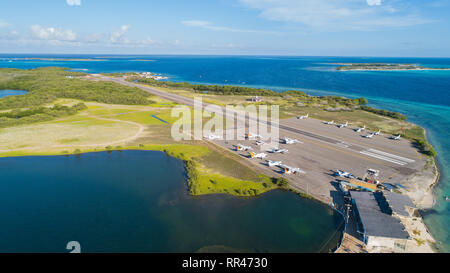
[367,0,382,6]
[0,19,10,28]
[181,20,272,33]
[30,25,77,41]
[66,0,81,6]
[109,25,131,44]
[238,0,430,30]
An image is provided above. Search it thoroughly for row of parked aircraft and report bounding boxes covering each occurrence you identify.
[240,132,305,175]
[321,120,401,140]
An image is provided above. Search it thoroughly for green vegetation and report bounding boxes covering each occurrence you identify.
[360,105,406,120]
[132,77,366,106]
[413,139,437,157]
[0,67,153,110]
[0,103,87,128]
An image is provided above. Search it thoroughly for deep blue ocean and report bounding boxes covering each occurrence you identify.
[1,54,449,252]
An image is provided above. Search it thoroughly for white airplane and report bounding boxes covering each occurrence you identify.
[374,130,382,136]
[283,137,303,145]
[246,133,262,140]
[355,125,366,133]
[334,170,355,179]
[255,140,265,146]
[280,164,306,175]
[390,135,401,140]
[363,133,375,139]
[297,113,309,120]
[267,160,282,167]
[324,120,335,125]
[272,148,289,154]
[249,152,267,159]
[337,121,349,128]
[205,134,222,140]
[236,144,252,151]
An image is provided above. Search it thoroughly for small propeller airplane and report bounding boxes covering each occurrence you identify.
[334,170,355,179]
[249,152,267,159]
[236,144,253,151]
[271,148,289,154]
[267,160,282,167]
[283,137,303,144]
[255,140,265,146]
[246,133,262,140]
[280,164,306,175]
[297,113,309,120]
[390,135,401,140]
[363,133,375,139]
[324,120,335,125]
[337,121,349,128]
[355,125,366,133]
[205,134,222,140]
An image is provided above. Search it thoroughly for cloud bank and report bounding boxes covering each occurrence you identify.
[66,0,81,6]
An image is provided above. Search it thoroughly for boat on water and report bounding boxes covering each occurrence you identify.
[446,196,449,202]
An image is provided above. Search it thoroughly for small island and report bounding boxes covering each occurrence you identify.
[334,63,450,71]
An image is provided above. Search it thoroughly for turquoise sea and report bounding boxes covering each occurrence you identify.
[1,54,449,252]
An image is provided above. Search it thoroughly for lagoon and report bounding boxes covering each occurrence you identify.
[0,150,344,253]
[0,90,27,98]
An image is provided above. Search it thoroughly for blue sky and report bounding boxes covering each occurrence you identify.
[1,0,449,56]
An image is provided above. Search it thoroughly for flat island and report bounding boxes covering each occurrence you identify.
[0,67,440,253]
[335,63,450,71]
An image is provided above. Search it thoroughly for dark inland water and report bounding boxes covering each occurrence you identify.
[0,150,344,253]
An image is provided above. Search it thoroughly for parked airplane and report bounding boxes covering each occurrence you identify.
[205,134,222,140]
[390,135,401,140]
[255,140,265,146]
[281,164,306,175]
[267,160,282,167]
[283,137,303,144]
[363,133,375,139]
[337,122,349,128]
[297,113,309,120]
[246,133,262,139]
[272,148,289,154]
[324,120,335,125]
[236,144,252,151]
[334,170,355,179]
[249,152,267,159]
[355,125,366,133]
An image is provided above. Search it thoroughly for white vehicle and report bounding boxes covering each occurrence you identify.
[246,133,262,140]
[363,133,375,139]
[374,130,381,136]
[236,144,252,151]
[280,164,306,175]
[337,121,349,128]
[324,120,335,125]
[390,135,401,140]
[267,160,282,167]
[272,148,289,154]
[334,170,355,179]
[355,125,366,133]
[205,134,222,140]
[249,152,267,159]
[255,140,265,146]
[297,113,309,120]
[283,137,303,145]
